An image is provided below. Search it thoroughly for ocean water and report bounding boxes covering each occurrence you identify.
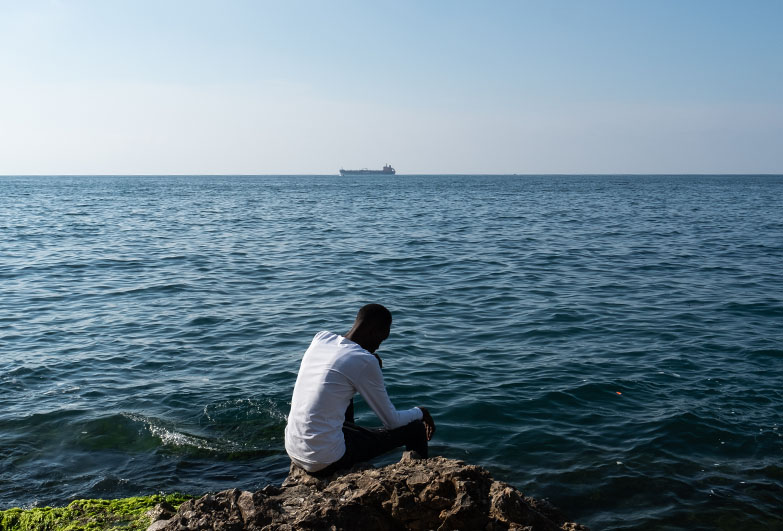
[1,174,781,530]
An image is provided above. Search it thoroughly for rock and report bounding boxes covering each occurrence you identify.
[146,520,172,531]
[146,501,177,522]
[149,456,587,531]
[281,461,324,489]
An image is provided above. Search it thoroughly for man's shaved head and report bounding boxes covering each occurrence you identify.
[355,303,392,327]
[345,304,392,354]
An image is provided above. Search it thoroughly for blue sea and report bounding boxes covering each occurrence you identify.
[1,175,781,530]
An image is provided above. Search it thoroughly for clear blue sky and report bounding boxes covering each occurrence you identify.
[1,0,781,174]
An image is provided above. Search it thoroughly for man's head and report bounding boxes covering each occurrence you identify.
[346,303,392,354]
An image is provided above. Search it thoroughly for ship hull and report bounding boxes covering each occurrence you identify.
[339,169,396,176]
[339,164,396,176]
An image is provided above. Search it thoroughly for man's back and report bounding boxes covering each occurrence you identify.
[285,330,424,472]
[285,331,370,470]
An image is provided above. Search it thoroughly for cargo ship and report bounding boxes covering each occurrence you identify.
[339,164,396,176]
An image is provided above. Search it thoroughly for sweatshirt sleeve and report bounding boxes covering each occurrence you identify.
[353,358,423,429]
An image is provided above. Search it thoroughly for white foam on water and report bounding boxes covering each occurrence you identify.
[147,424,220,451]
[124,412,221,451]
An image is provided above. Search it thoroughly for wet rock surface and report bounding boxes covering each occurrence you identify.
[149,452,587,531]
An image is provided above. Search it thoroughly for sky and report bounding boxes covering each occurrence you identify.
[0,0,781,174]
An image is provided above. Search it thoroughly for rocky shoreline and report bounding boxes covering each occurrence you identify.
[148,452,587,531]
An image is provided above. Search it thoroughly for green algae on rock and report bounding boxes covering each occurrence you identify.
[0,494,193,531]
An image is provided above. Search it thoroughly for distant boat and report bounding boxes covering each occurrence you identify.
[339,164,396,176]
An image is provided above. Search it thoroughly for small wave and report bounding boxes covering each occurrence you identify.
[49,412,228,456]
[520,326,590,339]
[115,406,287,460]
[110,283,191,296]
[548,311,589,323]
[42,385,81,396]
[121,413,226,453]
[3,366,39,378]
[198,397,288,446]
[722,300,783,318]
[142,419,220,452]
[742,348,783,358]
[188,316,226,326]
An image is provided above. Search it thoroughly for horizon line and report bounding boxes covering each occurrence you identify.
[2,172,782,177]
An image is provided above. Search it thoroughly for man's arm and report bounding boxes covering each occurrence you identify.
[352,358,423,429]
[371,352,434,439]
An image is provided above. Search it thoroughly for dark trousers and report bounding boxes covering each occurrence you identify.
[311,420,428,478]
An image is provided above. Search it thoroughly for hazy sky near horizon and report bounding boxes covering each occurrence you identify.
[1,0,781,174]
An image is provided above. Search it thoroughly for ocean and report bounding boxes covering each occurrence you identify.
[1,174,781,530]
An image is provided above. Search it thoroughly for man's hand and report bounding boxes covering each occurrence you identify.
[418,407,436,441]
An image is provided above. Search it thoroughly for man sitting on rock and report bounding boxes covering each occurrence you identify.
[285,303,435,478]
